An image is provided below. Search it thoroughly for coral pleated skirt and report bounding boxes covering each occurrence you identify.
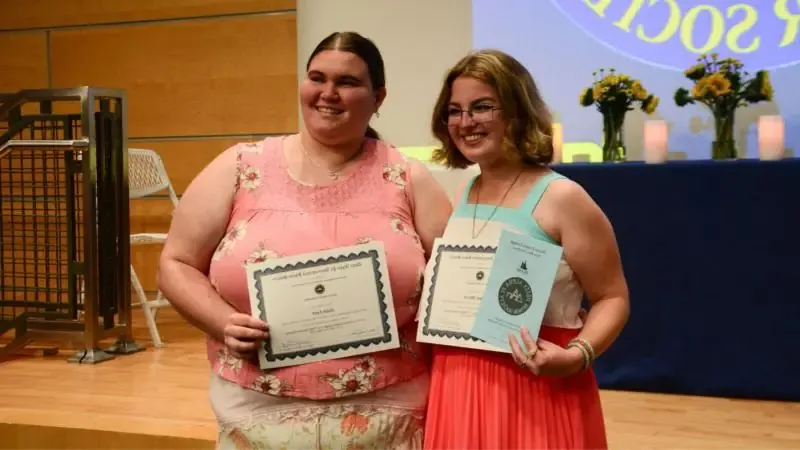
[423,326,608,449]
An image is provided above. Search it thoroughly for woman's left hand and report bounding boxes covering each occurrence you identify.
[508,327,585,377]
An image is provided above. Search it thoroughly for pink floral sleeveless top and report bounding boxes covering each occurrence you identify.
[206,136,428,400]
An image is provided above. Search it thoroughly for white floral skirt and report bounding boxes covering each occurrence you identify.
[209,372,429,450]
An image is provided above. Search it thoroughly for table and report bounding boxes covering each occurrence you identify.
[553,159,800,401]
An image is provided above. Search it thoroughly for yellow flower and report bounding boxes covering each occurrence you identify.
[691,77,709,99]
[706,73,732,97]
[584,68,655,112]
[760,73,774,101]
[643,95,659,114]
[676,57,773,111]
[631,80,648,101]
[684,64,706,81]
[592,84,606,101]
[600,74,621,88]
[579,87,594,107]
[691,73,731,99]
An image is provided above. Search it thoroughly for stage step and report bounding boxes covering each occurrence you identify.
[1,423,214,450]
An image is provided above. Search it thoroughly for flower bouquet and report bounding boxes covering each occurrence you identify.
[674,54,774,159]
[580,69,660,162]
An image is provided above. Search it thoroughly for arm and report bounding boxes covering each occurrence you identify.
[157,146,243,342]
[407,159,453,257]
[555,180,630,358]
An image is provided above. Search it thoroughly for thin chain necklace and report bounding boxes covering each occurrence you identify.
[471,170,524,239]
[302,141,364,180]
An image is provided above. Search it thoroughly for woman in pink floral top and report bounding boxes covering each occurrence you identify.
[158,32,452,449]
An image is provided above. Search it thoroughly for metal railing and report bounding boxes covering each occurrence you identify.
[0,87,140,363]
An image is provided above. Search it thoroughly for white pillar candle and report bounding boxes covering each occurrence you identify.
[643,120,669,163]
[552,123,563,163]
[757,115,785,161]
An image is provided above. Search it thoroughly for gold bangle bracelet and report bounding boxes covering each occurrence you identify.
[568,337,596,362]
[567,342,591,370]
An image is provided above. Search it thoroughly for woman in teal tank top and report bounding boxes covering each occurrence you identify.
[422,50,630,449]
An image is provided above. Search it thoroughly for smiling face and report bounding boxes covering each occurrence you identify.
[300,50,384,144]
[431,50,555,170]
[446,76,507,166]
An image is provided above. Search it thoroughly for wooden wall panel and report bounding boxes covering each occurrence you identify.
[1,5,297,298]
[0,0,296,30]
[50,14,298,137]
[0,32,49,93]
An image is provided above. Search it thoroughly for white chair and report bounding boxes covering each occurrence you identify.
[128,148,179,348]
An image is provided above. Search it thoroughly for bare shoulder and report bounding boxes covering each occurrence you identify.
[402,156,452,254]
[161,143,242,267]
[544,174,587,199]
[532,174,612,243]
[405,157,451,207]
[395,151,441,192]
[180,143,241,199]
[406,156,433,180]
[544,175,604,220]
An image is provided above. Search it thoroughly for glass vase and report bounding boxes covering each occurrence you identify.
[602,112,627,162]
[712,114,737,160]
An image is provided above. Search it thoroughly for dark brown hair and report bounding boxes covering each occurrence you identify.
[307,31,385,139]
[431,49,554,168]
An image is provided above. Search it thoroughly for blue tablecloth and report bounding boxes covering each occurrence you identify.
[553,159,800,401]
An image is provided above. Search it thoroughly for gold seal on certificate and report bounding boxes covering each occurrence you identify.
[245,242,399,369]
[416,238,505,352]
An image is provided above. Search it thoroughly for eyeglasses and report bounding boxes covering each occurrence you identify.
[444,104,502,125]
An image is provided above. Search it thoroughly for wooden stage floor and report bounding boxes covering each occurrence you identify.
[2,308,799,449]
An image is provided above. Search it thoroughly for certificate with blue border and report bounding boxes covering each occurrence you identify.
[246,242,399,369]
[415,238,506,352]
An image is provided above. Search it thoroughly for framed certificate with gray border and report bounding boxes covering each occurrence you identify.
[246,242,399,369]
[416,238,506,352]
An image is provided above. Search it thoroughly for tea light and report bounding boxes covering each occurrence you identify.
[643,120,669,163]
[552,123,563,163]
[757,115,785,160]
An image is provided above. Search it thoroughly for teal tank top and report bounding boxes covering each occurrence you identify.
[449,171,566,245]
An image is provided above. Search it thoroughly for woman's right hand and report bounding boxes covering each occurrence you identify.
[223,313,269,358]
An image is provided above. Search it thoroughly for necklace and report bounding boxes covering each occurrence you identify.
[302,141,364,180]
[471,170,524,239]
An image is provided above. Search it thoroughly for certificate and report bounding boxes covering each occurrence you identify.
[470,229,563,352]
[416,238,505,352]
[246,242,399,369]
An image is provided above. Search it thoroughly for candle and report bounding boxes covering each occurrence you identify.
[552,123,563,163]
[757,115,785,160]
[643,120,669,163]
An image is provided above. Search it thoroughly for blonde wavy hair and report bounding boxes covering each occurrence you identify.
[431,49,554,169]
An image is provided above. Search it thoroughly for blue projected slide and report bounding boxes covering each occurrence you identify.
[472,0,800,160]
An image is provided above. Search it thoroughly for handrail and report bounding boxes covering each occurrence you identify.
[0,86,127,148]
[0,91,24,122]
[1,139,90,150]
[0,87,105,121]
[0,138,90,159]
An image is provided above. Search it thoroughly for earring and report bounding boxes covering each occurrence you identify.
[375,111,381,118]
